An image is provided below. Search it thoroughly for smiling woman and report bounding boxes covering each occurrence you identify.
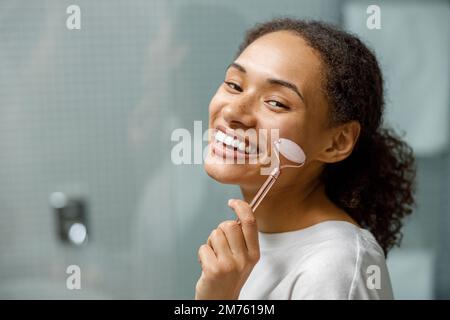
[196,17,416,300]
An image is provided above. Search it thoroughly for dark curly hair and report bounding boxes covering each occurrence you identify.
[235,17,416,255]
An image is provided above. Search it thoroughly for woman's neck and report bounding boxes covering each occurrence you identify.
[240,176,357,233]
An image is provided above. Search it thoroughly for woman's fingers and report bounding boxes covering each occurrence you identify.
[201,199,260,274]
[227,199,260,260]
[207,228,233,260]
[218,220,247,256]
[196,201,261,300]
[198,244,217,270]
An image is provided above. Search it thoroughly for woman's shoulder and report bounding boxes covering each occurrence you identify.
[290,221,392,299]
[298,220,385,266]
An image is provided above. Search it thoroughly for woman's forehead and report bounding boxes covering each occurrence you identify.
[234,31,323,87]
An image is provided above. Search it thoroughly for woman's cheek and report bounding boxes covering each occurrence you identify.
[275,121,311,160]
[209,88,228,114]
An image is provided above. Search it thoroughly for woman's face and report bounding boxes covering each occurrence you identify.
[204,30,332,190]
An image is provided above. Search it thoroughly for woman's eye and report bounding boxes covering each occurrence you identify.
[267,100,289,110]
[224,81,242,92]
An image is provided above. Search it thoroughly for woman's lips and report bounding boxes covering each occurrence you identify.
[208,126,272,165]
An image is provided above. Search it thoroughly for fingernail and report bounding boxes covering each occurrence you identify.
[228,199,234,206]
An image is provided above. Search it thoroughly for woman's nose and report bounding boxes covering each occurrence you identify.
[221,97,257,128]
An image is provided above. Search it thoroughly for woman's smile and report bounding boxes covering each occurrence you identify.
[212,125,260,158]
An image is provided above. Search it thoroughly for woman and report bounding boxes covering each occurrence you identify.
[196,18,416,300]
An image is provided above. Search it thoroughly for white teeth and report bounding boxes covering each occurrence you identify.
[215,131,226,143]
[215,130,240,149]
[224,136,234,146]
[215,129,258,154]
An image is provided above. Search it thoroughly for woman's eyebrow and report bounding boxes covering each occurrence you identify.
[226,62,305,102]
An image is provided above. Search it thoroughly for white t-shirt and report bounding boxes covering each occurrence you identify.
[238,220,393,300]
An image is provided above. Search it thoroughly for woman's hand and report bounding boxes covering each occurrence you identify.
[195,199,260,300]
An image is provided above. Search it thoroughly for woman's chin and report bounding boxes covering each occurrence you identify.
[204,161,251,185]
[203,143,267,185]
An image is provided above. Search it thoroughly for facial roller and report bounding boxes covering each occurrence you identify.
[235,138,306,222]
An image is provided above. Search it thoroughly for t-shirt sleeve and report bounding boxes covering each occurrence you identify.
[290,236,393,300]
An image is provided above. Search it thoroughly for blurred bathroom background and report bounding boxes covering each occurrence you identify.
[0,0,449,299]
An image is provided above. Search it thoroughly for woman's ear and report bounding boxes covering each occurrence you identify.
[318,121,361,164]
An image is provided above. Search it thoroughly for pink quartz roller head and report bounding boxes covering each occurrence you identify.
[236,138,306,222]
[273,138,306,169]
